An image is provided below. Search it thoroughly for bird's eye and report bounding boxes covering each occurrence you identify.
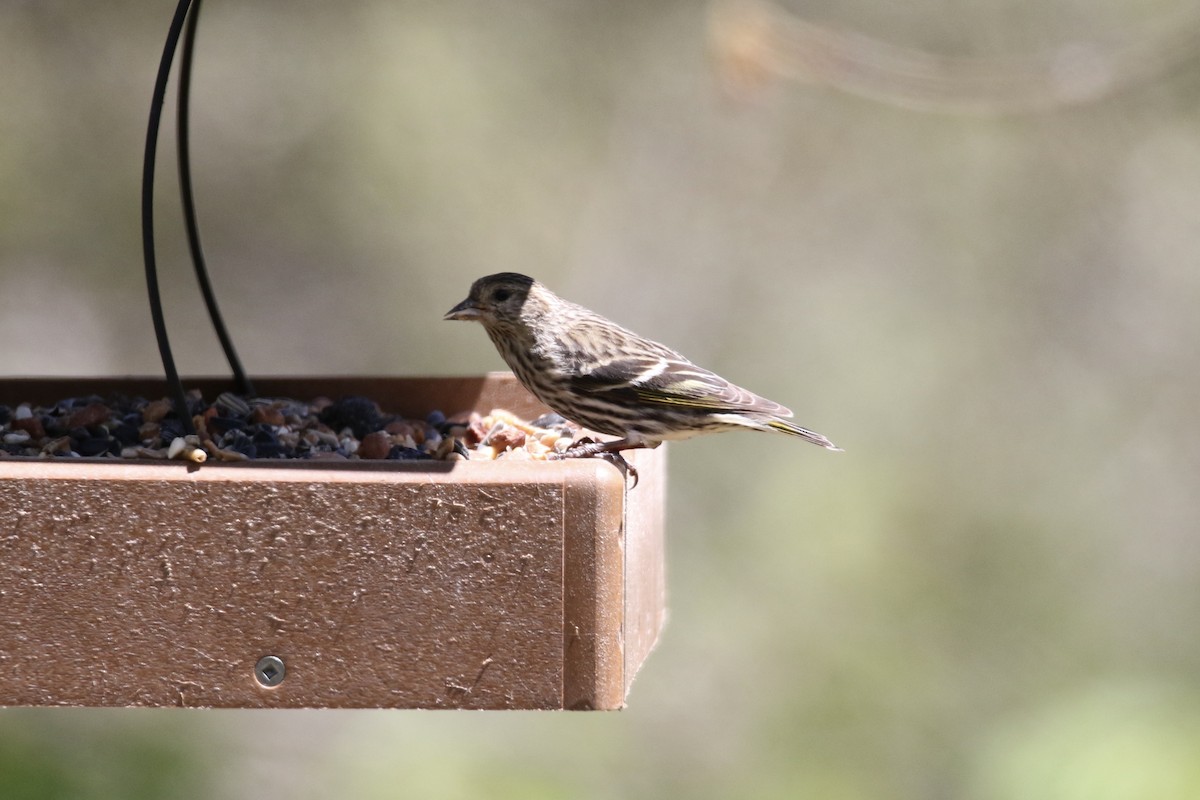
[493,289,511,303]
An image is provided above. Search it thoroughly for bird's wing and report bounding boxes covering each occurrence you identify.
[630,361,793,417]
[569,341,793,418]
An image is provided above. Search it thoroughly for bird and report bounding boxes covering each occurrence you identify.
[444,272,840,479]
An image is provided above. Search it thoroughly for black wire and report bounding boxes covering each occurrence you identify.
[178,0,256,397]
[142,0,196,436]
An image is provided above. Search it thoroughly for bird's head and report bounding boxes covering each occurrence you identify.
[444,272,538,328]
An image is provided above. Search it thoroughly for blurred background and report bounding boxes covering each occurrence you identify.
[4,0,1200,797]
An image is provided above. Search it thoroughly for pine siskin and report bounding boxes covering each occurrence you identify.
[445,272,840,477]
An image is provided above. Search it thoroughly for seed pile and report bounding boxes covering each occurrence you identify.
[0,391,577,463]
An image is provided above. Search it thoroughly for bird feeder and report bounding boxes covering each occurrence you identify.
[0,376,666,710]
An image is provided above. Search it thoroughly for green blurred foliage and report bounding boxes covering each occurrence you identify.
[4,1,1200,798]
[0,710,217,800]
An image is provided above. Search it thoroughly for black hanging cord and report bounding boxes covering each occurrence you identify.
[178,0,255,396]
[142,0,196,436]
[144,0,258,436]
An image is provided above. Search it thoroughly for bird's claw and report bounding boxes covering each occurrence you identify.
[597,451,639,490]
[549,437,640,490]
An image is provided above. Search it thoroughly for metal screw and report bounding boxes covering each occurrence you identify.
[255,655,286,687]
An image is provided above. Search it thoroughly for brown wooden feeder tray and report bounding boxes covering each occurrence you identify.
[0,374,666,710]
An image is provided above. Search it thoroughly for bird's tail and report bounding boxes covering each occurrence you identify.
[766,418,842,451]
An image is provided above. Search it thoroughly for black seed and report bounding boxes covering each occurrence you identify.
[221,429,251,447]
[159,419,186,443]
[251,426,279,443]
[112,422,141,446]
[221,429,257,457]
[250,427,282,456]
[387,446,433,460]
[319,396,382,439]
[255,442,286,458]
[75,438,112,457]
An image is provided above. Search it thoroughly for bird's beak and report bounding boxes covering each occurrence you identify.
[444,298,482,321]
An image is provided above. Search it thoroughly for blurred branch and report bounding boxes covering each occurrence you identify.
[709,0,1200,113]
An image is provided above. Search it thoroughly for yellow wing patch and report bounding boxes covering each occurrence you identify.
[633,379,718,408]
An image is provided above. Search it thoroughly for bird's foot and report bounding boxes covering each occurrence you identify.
[548,437,639,490]
[598,451,639,490]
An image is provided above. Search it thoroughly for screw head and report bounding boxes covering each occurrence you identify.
[255,655,286,687]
